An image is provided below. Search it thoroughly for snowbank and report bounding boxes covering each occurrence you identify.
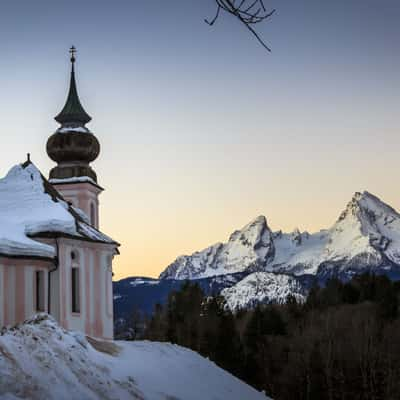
[0,314,270,400]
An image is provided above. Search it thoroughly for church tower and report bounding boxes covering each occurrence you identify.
[47,47,102,228]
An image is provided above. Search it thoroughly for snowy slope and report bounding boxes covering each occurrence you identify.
[161,191,400,280]
[0,163,116,259]
[267,229,329,275]
[221,272,305,311]
[161,216,274,279]
[273,191,400,276]
[0,315,270,400]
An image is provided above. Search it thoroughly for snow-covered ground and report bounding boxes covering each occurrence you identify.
[0,315,270,400]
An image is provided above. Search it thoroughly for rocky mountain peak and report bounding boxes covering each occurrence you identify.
[338,191,398,224]
[325,190,400,269]
[160,215,274,280]
[250,215,268,226]
[227,216,272,256]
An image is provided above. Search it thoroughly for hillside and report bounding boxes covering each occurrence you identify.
[221,272,306,311]
[113,273,246,322]
[0,314,269,400]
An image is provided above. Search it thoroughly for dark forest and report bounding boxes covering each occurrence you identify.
[128,274,400,400]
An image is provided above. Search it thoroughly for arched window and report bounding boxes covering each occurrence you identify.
[90,203,96,227]
[71,250,80,313]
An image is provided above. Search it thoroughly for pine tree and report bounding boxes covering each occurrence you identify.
[215,310,244,377]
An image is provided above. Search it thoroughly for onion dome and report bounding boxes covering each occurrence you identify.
[47,47,100,182]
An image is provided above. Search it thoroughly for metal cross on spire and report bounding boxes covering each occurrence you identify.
[69,46,76,63]
[54,46,92,126]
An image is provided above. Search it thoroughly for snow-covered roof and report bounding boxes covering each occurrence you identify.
[49,176,98,186]
[0,162,118,259]
[56,126,90,134]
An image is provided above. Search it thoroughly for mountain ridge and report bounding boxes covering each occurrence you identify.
[114,191,400,317]
[160,215,275,280]
[160,191,400,282]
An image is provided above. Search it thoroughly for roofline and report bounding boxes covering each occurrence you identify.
[0,233,120,261]
[30,232,120,248]
[0,252,56,263]
[50,179,104,191]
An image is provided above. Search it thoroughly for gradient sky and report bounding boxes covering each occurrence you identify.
[0,1,399,279]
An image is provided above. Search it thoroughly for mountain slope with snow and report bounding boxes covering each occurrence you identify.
[221,272,306,311]
[160,191,400,282]
[160,216,274,279]
[273,191,400,277]
[0,315,270,400]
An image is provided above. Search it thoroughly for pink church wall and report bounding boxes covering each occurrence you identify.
[59,244,67,328]
[15,266,25,322]
[93,252,103,337]
[52,182,102,229]
[0,258,51,328]
[42,181,116,339]
[84,250,91,335]
[52,239,115,340]
[0,238,116,340]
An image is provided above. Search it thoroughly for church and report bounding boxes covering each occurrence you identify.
[0,47,119,339]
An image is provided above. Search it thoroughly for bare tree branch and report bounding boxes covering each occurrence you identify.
[205,5,221,26]
[206,0,275,51]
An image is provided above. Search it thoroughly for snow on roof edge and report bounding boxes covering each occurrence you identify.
[0,162,118,260]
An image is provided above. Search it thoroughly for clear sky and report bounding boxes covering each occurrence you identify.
[0,1,399,279]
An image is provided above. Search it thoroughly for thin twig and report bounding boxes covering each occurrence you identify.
[205,5,221,26]
[206,0,275,51]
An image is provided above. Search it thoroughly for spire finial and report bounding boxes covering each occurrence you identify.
[54,46,92,126]
[27,153,31,163]
[69,46,76,64]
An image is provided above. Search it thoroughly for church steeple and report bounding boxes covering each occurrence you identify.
[54,46,92,127]
[47,47,100,183]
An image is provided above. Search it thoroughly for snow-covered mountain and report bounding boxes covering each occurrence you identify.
[0,314,270,400]
[272,191,400,278]
[114,191,400,316]
[160,191,400,282]
[221,272,306,311]
[160,216,274,280]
